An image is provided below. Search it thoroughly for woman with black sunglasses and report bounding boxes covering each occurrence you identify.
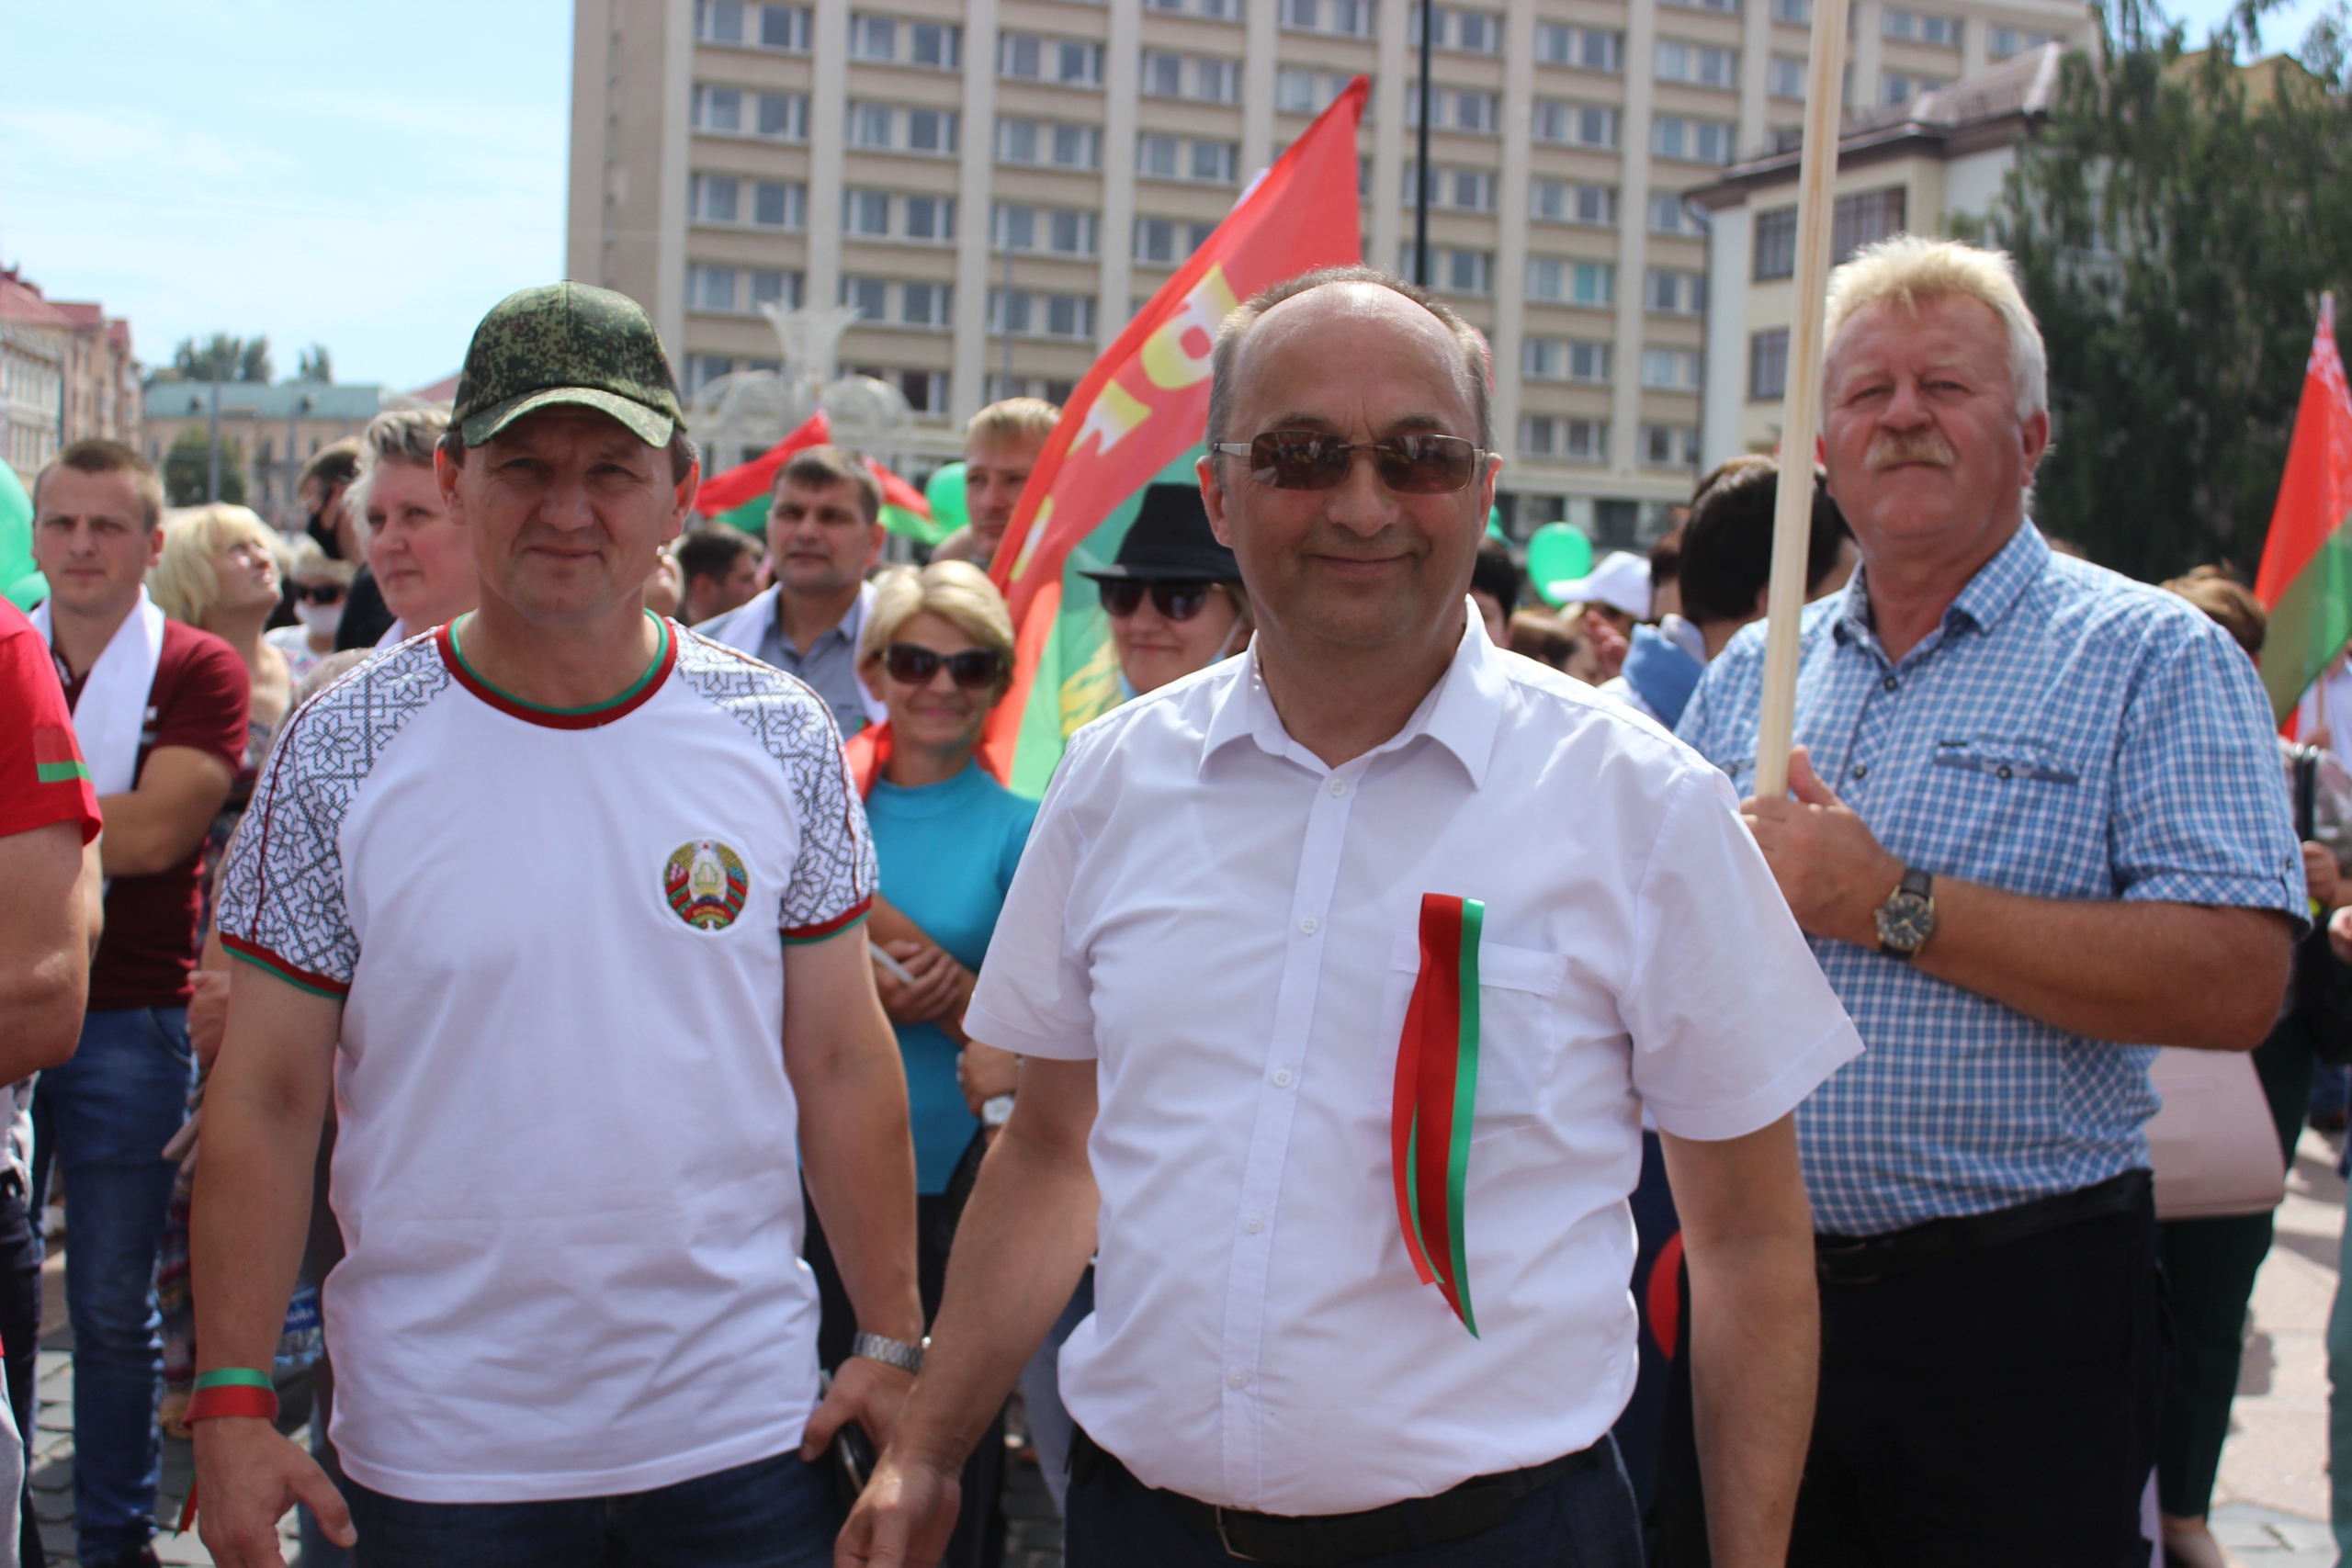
[1080,483,1253,697]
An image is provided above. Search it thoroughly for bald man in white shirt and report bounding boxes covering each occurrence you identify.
[840,265,1860,1568]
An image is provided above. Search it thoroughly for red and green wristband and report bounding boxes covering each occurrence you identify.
[186,1368,277,1424]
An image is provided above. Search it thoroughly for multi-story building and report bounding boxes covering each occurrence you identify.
[0,269,143,490]
[141,383,389,522]
[1693,41,2062,467]
[567,0,2092,543]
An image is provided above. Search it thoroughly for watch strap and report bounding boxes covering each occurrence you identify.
[1901,866,1935,901]
[852,1331,927,1375]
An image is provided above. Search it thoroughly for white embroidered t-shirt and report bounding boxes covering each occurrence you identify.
[217,615,875,1503]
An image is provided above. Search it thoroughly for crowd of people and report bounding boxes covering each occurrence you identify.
[0,241,2344,1568]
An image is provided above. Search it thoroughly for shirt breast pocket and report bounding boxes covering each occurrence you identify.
[1381,933,1568,1141]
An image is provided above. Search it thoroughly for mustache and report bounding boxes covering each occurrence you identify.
[1864,428,1959,470]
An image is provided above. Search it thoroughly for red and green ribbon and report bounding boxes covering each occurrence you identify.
[1390,892,1484,1337]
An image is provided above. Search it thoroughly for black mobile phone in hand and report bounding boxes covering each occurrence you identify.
[831,1419,877,1510]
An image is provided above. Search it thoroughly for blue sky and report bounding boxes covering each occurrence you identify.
[2166,0,2336,48]
[0,0,2330,393]
[0,0,572,392]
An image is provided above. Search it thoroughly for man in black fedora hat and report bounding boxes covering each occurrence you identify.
[1081,483,1254,697]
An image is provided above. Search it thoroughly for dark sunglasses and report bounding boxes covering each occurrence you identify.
[883,643,1005,689]
[293,583,347,605]
[1097,580,1219,622]
[1211,431,1486,494]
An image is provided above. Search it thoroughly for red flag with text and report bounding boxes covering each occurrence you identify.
[982,77,1369,791]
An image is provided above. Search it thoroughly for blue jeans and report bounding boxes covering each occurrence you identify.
[1066,1431,1642,1568]
[342,1450,841,1568]
[30,1006,196,1563]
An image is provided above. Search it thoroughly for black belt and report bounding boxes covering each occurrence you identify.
[1815,1168,2152,1287]
[1069,1426,1600,1566]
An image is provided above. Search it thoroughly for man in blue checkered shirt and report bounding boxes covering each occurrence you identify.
[1679,236,2304,1563]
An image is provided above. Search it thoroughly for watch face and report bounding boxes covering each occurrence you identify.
[1876,890,1935,953]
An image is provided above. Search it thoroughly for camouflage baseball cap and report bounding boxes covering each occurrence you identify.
[451,283,683,449]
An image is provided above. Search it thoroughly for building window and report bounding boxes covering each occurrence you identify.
[1001,34,1104,85]
[1535,23,1621,70]
[1832,186,1905,261]
[696,2,810,50]
[994,204,1099,256]
[1881,72,1948,107]
[1988,27,2053,57]
[1408,5,1502,51]
[754,180,805,228]
[1145,51,1243,102]
[752,269,800,310]
[903,194,956,242]
[1277,67,1355,115]
[1753,205,1797,279]
[693,85,745,134]
[1282,0,1377,37]
[844,188,893,236]
[1525,257,1614,307]
[687,265,739,312]
[991,290,1099,339]
[1769,55,1806,100]
[842,276,890,321]
[1655,40,1737,88]
[1532,100,1619,148]
[900,281,954,327]
[846,103,958,153]
[1883,9,1960,45]
[691,174,807,230]
[1137,135,1239,183]
[1641,424,1702,468]
[1662,0,1738,14]
[1401,164,1495,211]
[1772,0,1810,19]
[686,355,737,394]
[1650,192,1705,236]
[1520,415,1608,460]
[1522,338,1611,384]
[997,118,1102,169]
[1135,217,1218,265]
[894,370,950,412]
[844,15,961,65]
[1531,180,1617,226]
[1652,117,1733,164]
[1405,87,1498,133]
[1401,245,1492,294]
[1642,346,1703,390]
[1749,328,1789,400]
[1646,269,1705,315]
[1149,0,1245,17]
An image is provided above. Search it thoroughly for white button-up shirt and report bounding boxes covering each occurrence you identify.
[967,616,1861,1516]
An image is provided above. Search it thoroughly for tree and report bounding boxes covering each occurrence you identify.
[296,344,333,383]
[160,333,273,385]
[1966,29,2352,580]
[163,427,246,507]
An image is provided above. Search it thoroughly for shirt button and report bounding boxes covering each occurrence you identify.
[1228,1368,1251,1389]
[1328,777,1348,796]
[1272,1068,1295,1088]
[1299,916,1319,935]
[1243,1214,1265,1234]
[1996,764,2013,780]
[1882,676,1899,693]
[1851,763,1868,781]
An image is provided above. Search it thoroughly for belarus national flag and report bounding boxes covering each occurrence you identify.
[695,410,835,535]
[2256,295,2352,726]
[981,77,1372,795]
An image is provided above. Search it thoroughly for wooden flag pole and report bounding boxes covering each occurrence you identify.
[1753,0,1854,800]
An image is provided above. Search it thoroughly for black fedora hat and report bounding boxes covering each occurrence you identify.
[1078,484,1241,582]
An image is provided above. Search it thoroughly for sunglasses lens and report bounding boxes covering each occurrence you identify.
[1100,581,1148,617]
[1250,433,1349,491]
[947,650,1003,688]
[1153,585,1211,622]
[884,645,940,683]
[1377,435,1477,494]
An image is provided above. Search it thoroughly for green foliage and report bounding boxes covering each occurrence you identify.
[296,344,333,383]
[163,427,246,507]
[1968,37,2352,579]
[161,333,273,385]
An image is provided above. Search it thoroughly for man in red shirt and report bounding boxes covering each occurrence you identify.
[28,439,247,1568]
[0,591,105,1568]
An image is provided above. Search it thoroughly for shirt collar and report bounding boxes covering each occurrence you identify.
[1200,604,1504,788]
[1834,519,2050,649]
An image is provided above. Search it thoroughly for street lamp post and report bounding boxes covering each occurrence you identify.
[1414,0,1434,288]
[206,368,222,503]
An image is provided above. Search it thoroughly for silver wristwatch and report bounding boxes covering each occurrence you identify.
[852,1331,927,1375]
[1873,867,1937,959]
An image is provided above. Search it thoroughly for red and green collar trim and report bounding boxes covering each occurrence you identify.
[440,611,675,729]
[220,934,350,999]
[1391,893,1485,1337]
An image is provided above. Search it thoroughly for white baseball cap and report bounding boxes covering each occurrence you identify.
[1547,550,1651,619]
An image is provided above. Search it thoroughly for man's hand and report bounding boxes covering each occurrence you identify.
[2304,841,2342,911]
[876,942,967,1027]
[801,1353,915,1461]
[2331,906,2352,964]
[193,1417,355,1568]
[958,1044,1019,1114]
[837,1452,964,1567]
[1740,745,1905,948]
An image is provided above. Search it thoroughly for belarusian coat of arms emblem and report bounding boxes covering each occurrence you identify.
[663,840,750,931]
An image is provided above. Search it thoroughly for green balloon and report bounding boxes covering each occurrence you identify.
[1526,523,1593,607]
[925,462,970,536]
[1487,505,1505,542]
[0,465,40,612]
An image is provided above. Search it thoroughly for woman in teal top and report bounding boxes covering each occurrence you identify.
[853,561,1035,1216]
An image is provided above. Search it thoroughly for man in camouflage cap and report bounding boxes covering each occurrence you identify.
[189,283,925,1567]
